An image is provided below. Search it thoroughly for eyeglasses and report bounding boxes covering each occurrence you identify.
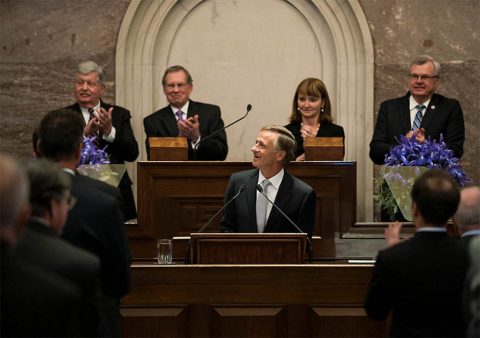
[408,74,438,81]
[164,82,188,90]
[65,194,77,210]
[76,80,100,88]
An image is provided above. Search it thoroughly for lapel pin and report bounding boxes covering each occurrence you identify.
[431,105,435,110]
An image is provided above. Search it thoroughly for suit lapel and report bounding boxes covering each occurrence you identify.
[421,94,439,132]
[398,94,411,134]
[264,172,293,231]
[160,106,179,136]
[245,170,260,232]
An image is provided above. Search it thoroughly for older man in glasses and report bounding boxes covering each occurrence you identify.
[144,65,228,161]
[369,55,465,165]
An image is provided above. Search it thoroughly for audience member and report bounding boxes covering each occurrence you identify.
[465,236,480,338]
[370,55,465,164]
[56,60,139,220]
[144,65,228,160]
[38,109,131,337]
[454,186,480,243]
[220,125,315,237]
[0,153,81,337]
[285,77,344,161]
[364,169,468,337]
[15,158,102,336]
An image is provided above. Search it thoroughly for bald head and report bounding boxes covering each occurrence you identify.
[454,186,480,232]
[0,153,30,244]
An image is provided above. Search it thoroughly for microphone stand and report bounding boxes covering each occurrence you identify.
[193,104,252,160]
[256,185,313,263]
[184,184,246,264]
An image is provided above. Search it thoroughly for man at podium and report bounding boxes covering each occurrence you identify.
[144,65,228,161]
[220,125,316,237]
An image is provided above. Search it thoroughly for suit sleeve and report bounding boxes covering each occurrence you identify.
[143,117,153,160]
[364,252,391,320]
[100,197,131,298]
[110,107,139,162]
[443,99,465,159]
[219,175,237,233]
[196,106,228,161]
[369,102,393,165]
[297,188,316,238]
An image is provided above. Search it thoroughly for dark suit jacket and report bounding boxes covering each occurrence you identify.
[219,169,316,237]
[62,172,131,336]
[1,243,82,337]
[364,231,468,337]
[369,92,465,164]
[144,100,228,160]
[15,219,102,337]
[285,121,345,158]
[65,101,139,220]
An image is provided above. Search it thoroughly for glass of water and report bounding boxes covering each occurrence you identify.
[157,239,173,264]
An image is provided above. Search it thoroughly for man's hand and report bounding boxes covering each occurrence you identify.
[178,114,200,142]
[405,128,426,143]
[84,118,100,136]
[385,221,403,246]
[96,107,113,136]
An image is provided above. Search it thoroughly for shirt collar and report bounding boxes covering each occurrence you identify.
[416,226,447,233]
[409,95,431,111]
[170,101,190,116]
[257,168,284,190]
[462,229,480,237]
[80,101,101,114]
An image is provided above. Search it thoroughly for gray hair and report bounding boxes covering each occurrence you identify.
[77,60,106,85]
[27,158,71,217]
[260,125,297,165]
[0,153,29,229]
[410,55,441,77]
[162,65,193,86]
[454,186,480,229]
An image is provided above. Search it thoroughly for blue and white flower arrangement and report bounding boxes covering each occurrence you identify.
[79,136,110,165]
[377,133,470,219]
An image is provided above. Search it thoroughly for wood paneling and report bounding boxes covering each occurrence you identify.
[137,161,356,240]
[121,264,387,338]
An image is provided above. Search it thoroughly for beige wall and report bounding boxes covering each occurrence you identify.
[1,0,478,220]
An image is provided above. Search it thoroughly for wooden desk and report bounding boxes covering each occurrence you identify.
[121,263,387,337]
[137,161,356,240]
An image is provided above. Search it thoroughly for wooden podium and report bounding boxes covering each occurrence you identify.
[304,137,344,161]
[148,137,188,161]
[190,233,307,264]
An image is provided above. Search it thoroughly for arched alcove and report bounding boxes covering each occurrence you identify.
[116,0,374,221]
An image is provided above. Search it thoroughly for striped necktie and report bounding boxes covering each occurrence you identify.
[412,104,425,130]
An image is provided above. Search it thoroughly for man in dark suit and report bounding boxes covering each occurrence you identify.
[0,153,82,337]
[144,65,228,160]
[61,60,139,220]
[370,55,465,165]
[38,109,132,337]
[454,186,480,244]
[220,125,315,237]
[15,158,102,337]
[364,169,468,337]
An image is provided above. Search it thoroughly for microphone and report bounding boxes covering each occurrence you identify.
[193,104,252,160]
[184,184,246,264]
[256,184,313,263]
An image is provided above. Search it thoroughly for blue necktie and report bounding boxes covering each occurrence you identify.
[412,104,425,131]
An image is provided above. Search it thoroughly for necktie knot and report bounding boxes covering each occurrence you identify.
[416,104,425,111]
[175,110,184,121]
[88,108,95,121]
